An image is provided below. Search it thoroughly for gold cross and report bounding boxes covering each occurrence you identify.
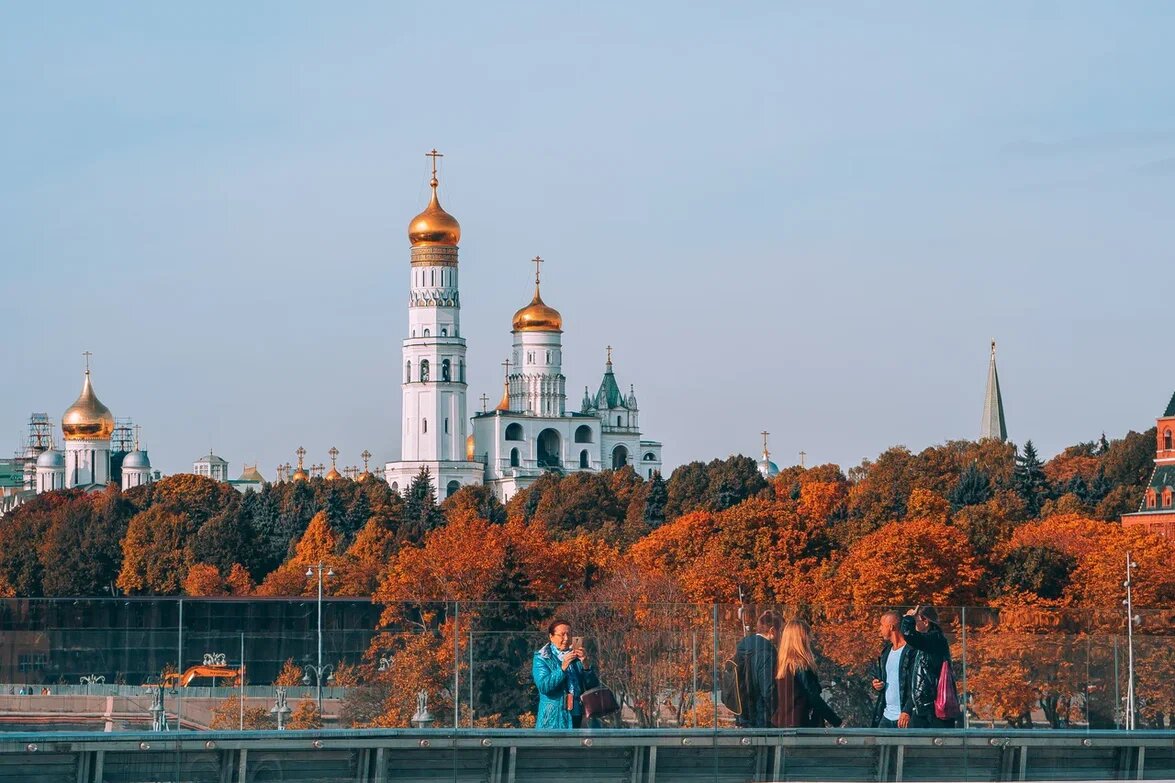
[426,148,443,182]
[480,394,489,413]
[502,358,511,379]
[532,256,543,285]
[82,351,92,372]
[761,431,770,454]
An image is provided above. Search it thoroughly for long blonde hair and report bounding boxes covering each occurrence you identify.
[776,619,817,679]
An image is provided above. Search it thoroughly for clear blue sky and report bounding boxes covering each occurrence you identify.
[2,2,1174,478]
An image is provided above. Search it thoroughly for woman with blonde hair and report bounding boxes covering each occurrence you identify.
[773,619,843,728]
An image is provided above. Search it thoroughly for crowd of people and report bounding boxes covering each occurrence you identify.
[531,606,959,730]
[736,606,958,729]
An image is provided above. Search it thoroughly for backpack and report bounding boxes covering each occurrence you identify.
[720,651,745,715]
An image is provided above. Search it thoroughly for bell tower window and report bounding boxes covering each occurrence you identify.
[1165,429,1172,451]
[420,360,430,382]
[442,359,451,382]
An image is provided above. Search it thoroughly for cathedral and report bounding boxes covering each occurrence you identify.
[384,153,662,501]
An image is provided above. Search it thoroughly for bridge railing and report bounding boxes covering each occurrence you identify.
[0,598,1170,734]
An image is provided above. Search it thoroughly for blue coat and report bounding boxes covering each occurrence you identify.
[532,643,599,729]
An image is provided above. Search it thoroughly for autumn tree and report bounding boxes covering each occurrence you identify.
[183,563,227,596]
[117,506,198,595]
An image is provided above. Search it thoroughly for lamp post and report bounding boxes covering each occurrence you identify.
[270,687,292,730]
[305,562,335,714]
[79,674,104,695]
[1123,552,1139,730]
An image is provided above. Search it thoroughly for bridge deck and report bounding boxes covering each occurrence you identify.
[1,728,1172,782]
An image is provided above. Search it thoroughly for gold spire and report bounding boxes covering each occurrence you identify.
[408,149,461,247]
[511,257,563,332]
[62,355,116,441]
[324,445,342,481]
[495,358,512,412]
[291,446,308,482]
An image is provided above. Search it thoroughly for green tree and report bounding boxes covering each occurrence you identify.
[950,463,992,510]
[664,461,710,519]
[401,468,443,544]
[191,506,252,575]
[1014,440,1049,517]
[999,545,1077,600]
[642,472,668,527]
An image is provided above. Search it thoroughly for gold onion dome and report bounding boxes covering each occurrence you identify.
[408,177,461,247]
[324,467,342,481]
[62,371,115,441]
[291,468,308,482]
[512,285,563,332]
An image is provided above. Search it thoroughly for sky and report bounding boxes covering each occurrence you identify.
[2,2,1174,478]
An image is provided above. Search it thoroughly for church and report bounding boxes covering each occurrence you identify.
[384,153,662,501]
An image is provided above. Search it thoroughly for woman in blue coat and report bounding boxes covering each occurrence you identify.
[532,619,599,729]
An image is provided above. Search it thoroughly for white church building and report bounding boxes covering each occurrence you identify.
[385,154,661,501]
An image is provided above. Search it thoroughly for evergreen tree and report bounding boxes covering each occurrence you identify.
[999,545,1076,600]
[1014,440,1049,517]
[341,488,371,544]
[1096,432,1110,456]
[707,455,769,511]
[949,463,992,510]
[1065,474,1091,505]
[401,468,443,544]
[642,472,668,528]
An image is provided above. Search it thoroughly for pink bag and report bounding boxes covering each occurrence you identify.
[935,659,961,720]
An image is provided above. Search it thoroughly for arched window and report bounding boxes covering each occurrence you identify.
[420,360,430,382]
[459,360,465,382]
[442,359,451,382]
[1147,490,1157,508]
[446,480,460,498]
[505,423,524,441]
[510,448,520,467]
[546,351,551,363]
[422,419,428,434]
[441,328,448,337]
[537,429,561,468]
[643,452,656,461]
[574,425,593,443]
[406,361,411,382]
[1165,429,1173,451]
[617,416,622,427]
[391,482,399,494]
[423,328,431,337]
[579,449,589,469]
[612,444,629,469]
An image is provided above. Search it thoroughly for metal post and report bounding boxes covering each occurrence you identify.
[317,562,324,714]
[453,601,460,729]
[712,604,719,728]
[1113,635,1121,730]
[468,627,474,727]
[239,631,245,731]
[960,606,968,730]
[691,630,698,727]
[1124,552,1138,730]
[176,598,183,731]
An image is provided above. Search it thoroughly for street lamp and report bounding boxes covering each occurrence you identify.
[305,562,335,714]
[79,674,105,696]
[270,686,292,730]
[1122,552,1140,730]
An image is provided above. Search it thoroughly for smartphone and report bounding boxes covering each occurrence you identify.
[571,636,584,651]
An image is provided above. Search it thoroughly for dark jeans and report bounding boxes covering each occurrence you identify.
[572,714,583,729]
[878,717,900,728]
[910,714,955,729]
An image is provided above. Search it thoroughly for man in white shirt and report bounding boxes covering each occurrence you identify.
[870,611,911,728]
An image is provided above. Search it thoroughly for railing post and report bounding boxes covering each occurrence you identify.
[176,598,183,731]
[453,600,460,729]
[712,603,719,728]
[960,606,968,731]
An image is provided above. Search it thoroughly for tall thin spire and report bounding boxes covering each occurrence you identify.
[980,340,1007,442]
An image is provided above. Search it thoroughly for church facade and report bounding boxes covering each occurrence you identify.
[1121,391,1175,539]
[384,154,661,501]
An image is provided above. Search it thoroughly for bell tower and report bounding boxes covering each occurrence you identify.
[385,150,483,497]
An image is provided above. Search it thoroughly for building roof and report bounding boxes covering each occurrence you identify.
[980,341,1007,442]
[594,359,626,410]
[1164,391,1175,418]
[237,465,266,483]
[194,452,228,465]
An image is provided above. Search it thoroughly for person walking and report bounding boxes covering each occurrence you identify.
[735,610,783,728]
[773,619,842,728]
[871,610,913,728]
[901,606,956,728]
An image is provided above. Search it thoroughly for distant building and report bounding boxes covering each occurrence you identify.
[229,464,267,494]
[192,451,229,482]
[980,340,1007,442]
[756,431,780,479]
[1121,391,1175,538]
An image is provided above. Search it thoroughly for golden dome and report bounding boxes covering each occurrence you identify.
[466,434,475,461]
[356,470,371,482]
[512,285,563,332]
[408,177,461,247]
[291,467,308,482]
[324,467,342,481]
[62,371,115,441]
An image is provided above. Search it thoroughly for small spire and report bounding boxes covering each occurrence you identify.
[981,340,1007,442]
[82,350,92,374]
[496,359,512,412]
[761,430,771,460]
[606,345,613,369]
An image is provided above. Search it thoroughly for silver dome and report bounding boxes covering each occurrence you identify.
[122,450,151,469]
[36,449,65,468]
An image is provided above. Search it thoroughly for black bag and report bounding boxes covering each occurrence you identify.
[720,654,744,715]
[581,686,620,718]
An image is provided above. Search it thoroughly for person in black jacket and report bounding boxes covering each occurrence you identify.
[900,606,956,729]
[735,610,783,727]
[871,611,914,728]
[773,619,842,728]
